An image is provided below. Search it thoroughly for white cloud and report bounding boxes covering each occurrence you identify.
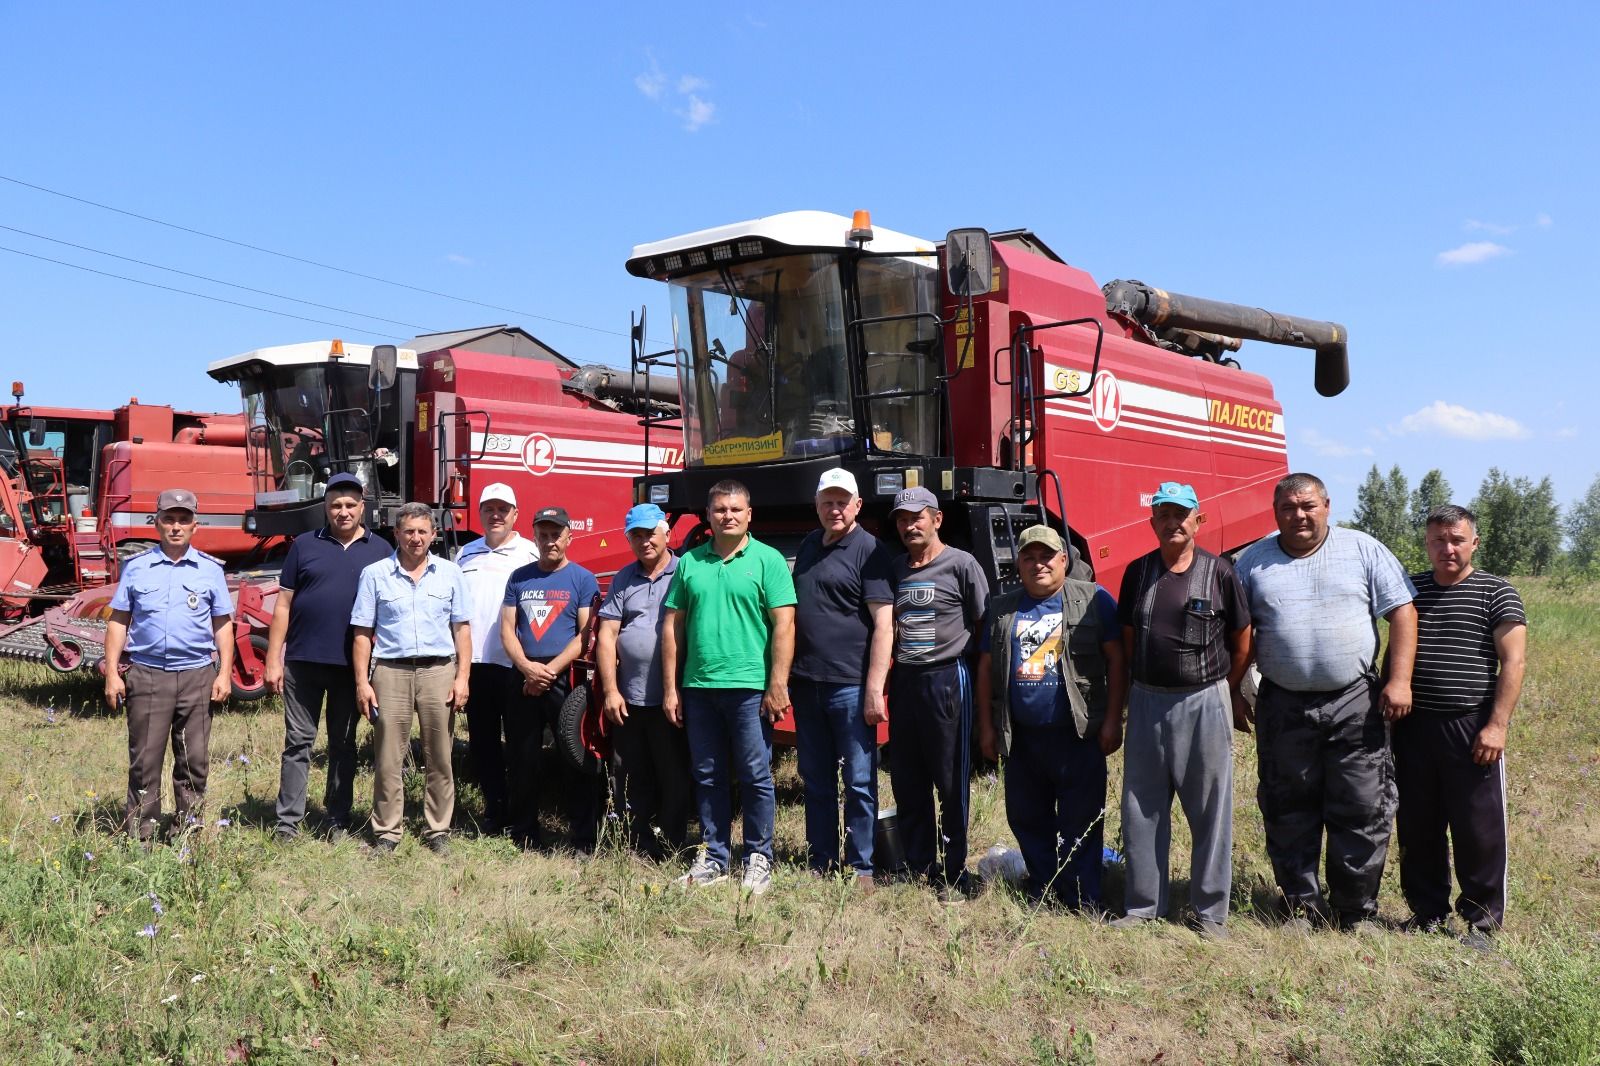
[1300,427,1374,458]
[1553,426,1579,439]
[678,94,716,132]
[1390,401,1530,441]
[1464,219,1515,236]
[444,253,473,266]
[634,57,666,100]
[677,75,707,94]
[1436,241,1510,267]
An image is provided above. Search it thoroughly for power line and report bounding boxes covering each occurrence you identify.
[0,243,394,336]
[0,223,436,333]
[0,172,634,341]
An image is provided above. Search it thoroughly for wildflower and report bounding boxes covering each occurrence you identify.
[84,789,97,800]
[84,851,94,862]
[185,814,200,826]
[177,847,192,863]
[190,973,206,984]
[236,754,250,766]
[149,892,165,917]
[216,818,231,828]
[160,994,179,1005]
[49,814,61,824]
[24,794,37,803]
[137,924,158,938]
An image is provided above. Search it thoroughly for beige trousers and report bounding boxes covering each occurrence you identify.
[370,661,456,843]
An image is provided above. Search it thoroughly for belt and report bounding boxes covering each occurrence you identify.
[377,655,454,668]
[1133,678,1227,694]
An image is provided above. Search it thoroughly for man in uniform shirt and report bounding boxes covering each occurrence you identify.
[352,502,472,854]
[499,505,602,851]
[1395,504,1526,947]
[977,525,1124,909]
[456,483,539,837]
[888,486,990,898]
[266,472,392,842]
[104,487,234,843]
[791,468,894,884]
[662,480,796,894]
[597,503,689,860]
[1235,472,1417,929]
[1106,483,1252,938]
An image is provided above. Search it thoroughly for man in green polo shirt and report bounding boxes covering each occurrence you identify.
[662,479,796,894]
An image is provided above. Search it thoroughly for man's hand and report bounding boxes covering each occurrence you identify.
[663,687,683,728]
[1231,690,1255,734]
[448,675,470,710]
[210,670,231,704]
[264,660,284,696]
[1379,679,1412,721]
[356,681,378,722]
[603,689,628,726]
[863,688,888,727]
[978,719,998,763]
[1098,717,1123,757]
[761,680,790,724]
[522,660,557,689]
[1472,721,1508,765]
[104,671,126,712]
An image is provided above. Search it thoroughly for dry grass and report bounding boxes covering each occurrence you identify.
[0,578,1596,1063]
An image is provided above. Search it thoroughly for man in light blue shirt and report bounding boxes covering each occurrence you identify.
[104,487,235,843]
[352,502,472,854]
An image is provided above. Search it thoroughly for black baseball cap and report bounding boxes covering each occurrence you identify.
[533,506,570,528]
[324,472,364,495]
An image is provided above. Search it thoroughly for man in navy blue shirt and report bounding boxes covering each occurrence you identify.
[266,473,393,842]
[499,505,601,851]
[977,525,1125,908]
[104,488,235,843]
[791,468,894,884]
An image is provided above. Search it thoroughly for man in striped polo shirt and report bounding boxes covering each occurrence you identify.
[1394,504,1526,949]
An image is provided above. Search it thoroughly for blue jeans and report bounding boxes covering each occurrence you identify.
[683,688,775,869]
[792,678,877,874]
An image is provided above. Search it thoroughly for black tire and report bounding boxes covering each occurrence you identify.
[230,633,271,702]
[555,680,601,775]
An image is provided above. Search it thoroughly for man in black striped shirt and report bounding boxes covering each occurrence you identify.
[1394,504,1527,946]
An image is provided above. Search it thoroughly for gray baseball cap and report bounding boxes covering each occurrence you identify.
[890,486,940,514]
[156,488,197,514]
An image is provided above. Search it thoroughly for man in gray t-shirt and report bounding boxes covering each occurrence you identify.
[1235,473,1417,929]
[888,487,991,896]
[596,504,690,859]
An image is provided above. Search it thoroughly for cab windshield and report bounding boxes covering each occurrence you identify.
[669,254,852,466]
[238,362,398,499]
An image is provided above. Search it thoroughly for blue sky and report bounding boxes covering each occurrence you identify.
[3,3,1595,519]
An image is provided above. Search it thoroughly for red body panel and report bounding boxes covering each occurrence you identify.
[100,440,264,557]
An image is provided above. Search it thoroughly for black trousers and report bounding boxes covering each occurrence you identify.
[888,660,972,882]
[1006,722,1107,908]
[611,703,692,859]
[509,671,604,850]
[464,664,519,831]
[1393,709,1508,930]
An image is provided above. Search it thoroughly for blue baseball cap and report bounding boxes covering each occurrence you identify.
[624,503,667,531]
[1151,482,1200,510]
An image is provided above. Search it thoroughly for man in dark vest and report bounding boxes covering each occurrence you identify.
[977,525,1125,909]
[1105,483,1253,939]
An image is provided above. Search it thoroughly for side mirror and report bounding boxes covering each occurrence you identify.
[26,420,48,448]
[945,228,993,297]
[631,306,648,363]
[368,345,398,391]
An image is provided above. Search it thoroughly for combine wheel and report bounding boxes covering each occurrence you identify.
[556,680,603,775]
[46,637,85,674]
[230,634,271,702]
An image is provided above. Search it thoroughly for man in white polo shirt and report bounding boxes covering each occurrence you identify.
[456,483,539,837]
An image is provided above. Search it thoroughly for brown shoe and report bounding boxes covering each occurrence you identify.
[853,872,876,894]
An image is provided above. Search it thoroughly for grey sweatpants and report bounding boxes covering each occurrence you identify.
[1255,675,1396,922]
[1121,678,1235,923]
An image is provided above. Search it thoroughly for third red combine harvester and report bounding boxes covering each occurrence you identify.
[623,210,1349,738]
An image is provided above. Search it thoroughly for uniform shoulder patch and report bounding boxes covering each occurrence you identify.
[194,549,227,568]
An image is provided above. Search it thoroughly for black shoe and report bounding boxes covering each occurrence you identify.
[1459,927,1494,953]
[372,838,398,855]
[937,871,975,904]
[425,835,451,857]
[273,828,297,845]
[326,824,351,844]
[1402,914,1451,935]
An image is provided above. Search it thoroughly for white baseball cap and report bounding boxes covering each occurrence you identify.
[478,482,517,507]
[815,468,859,498]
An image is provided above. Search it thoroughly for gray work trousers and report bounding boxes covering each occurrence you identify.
[1255,675,1396,922]
[274,660,361,835]
[1121,678,1235,923]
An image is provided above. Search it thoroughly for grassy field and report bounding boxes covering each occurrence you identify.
[0,579,1597,1064]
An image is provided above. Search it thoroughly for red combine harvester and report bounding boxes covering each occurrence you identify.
[0,390,271,673]
[0,329,680,697]
[624,210,1349,740]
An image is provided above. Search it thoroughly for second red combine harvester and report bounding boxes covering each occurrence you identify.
[622,210,1350,740]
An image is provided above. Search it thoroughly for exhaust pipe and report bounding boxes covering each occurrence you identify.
[1104,279,1350,397]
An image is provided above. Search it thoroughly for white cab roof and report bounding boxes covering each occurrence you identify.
[207,340,420,380]
[627,210,935,276]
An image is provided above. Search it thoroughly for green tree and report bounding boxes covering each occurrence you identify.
[1348,463,1417,567]
[1472,468,1565,576]
[1566,474,1600,573]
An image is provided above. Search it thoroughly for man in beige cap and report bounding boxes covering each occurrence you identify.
[104,488,235,843]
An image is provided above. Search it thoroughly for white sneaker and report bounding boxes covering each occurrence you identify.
[741,853,773,896]
[676,851,727,888]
